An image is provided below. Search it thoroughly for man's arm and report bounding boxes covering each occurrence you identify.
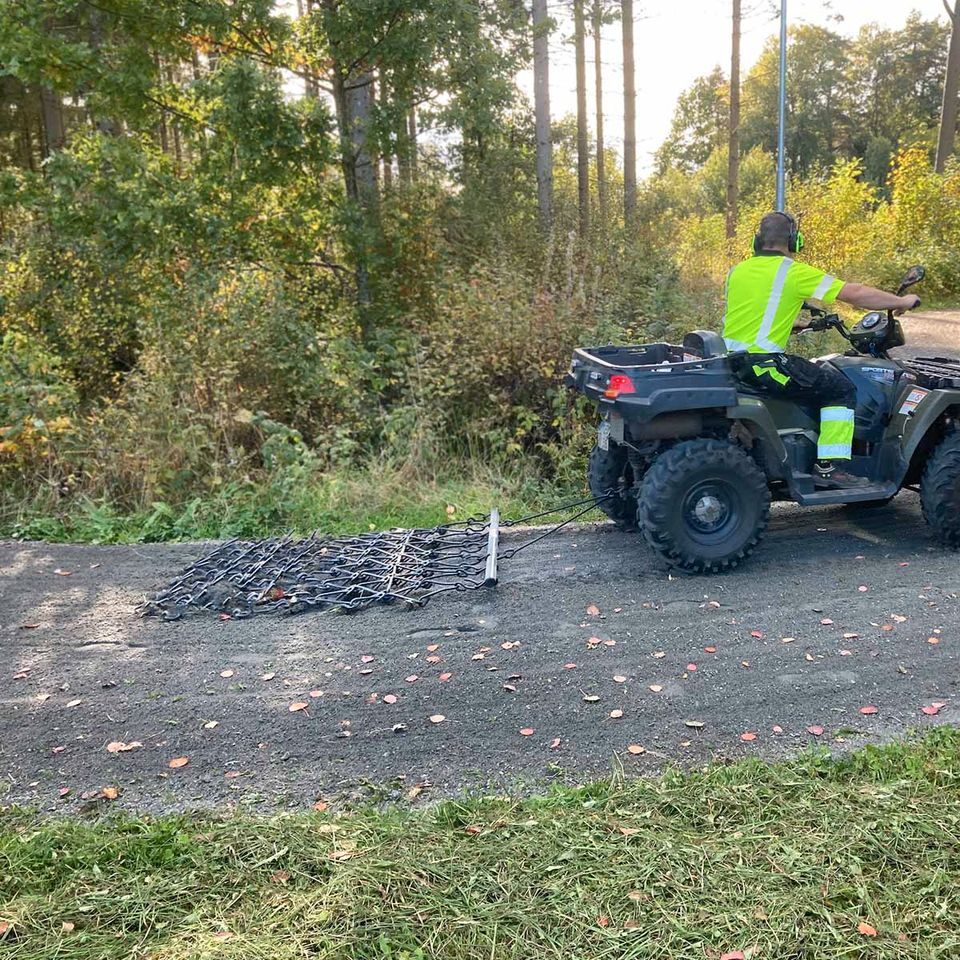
[837,283,920,315]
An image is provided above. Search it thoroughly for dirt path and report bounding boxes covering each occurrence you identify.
[2,497,958,814]
[892,308,960,358]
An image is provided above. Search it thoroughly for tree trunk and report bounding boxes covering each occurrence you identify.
[532,0,553,231]
[39,85,65,157]
[621,0,636,222]
[593,1,606,221]
[88,9,119,135]
[166,61,183,169]
[726,0,741,238]
[380,72,393,188]
[407,106,418,180]
[574,0,590,237]
[936,1,960,173]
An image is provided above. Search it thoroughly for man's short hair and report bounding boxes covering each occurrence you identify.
[757,212,793,250]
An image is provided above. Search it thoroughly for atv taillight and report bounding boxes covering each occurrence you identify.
[604,374,636,398]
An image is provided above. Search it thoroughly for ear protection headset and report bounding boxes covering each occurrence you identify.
[753,211,804,254]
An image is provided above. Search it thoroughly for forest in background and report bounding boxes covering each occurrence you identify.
[3,1,960,542]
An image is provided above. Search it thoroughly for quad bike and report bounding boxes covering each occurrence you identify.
[566,265,960,572]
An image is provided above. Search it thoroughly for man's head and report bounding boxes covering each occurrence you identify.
[753,211,803,255]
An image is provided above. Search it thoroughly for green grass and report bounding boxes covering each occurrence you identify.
[2,731,959,958]
[1,460,592,544]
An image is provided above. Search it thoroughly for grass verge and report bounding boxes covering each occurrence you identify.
[2,731,959,959]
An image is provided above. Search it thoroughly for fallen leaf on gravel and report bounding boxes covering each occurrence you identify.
[53,568,72,577]
[820,618,834,625]
[36,693,51,703]
[740,732,757,742]
[858,586,868,593]
[219,669,234,678]
[627,744,645,755]
[750,630,763,639]
[429,714,446,724]
[649,684,663,693]
[781,637,796,644]
[843,632,859,640]
[289,702,309,712]
[609,709,624,719]
[857,921,878,937]
[653,651,665,659]
[704,646,716,653]
[603,639,616,647]
[686,663,697,672]
[921,702,947,715]
[928,636,940,645]
[313,801,329,811]
[807,726,825,736]
[66,699,81,708]
[502,683,517,693]
[261,672,276,681]
[58,787,71,798]
[839,649,853,656]
[218,613,232,621]
[383,694,398,704]
[892,615,907,623]
[881,624,894,632]
[583,694,601,703]
[772,725,783,734]
[519,727,535,736]
[427,644,440,652]
[106,741,142,753]
[361,655,375,663]
[20,623,40,630]
[586,604,601,616]
[587,636,601,646]
[859,705,878,715]
[203,721,218,730]
[550,737,561,749]
[309,690,322,698]
[225,771,242,779]
[405,675,419,683]
[805,653,816,662]
[613,675,627,683]
[52,746,65,754]
[684,720,705,729]
[101,786,119,799]
[168,757,189,769]
[439,673,453,682]
[564,662,577,669]
[471,653,485,661]
[426,656,441,664]
[741,660,751,668]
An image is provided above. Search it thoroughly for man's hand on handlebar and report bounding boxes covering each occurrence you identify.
[894,294,921,315]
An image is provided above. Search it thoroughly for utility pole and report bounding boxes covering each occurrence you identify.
[936,0,960,173]
[775,0,787,211]
[574,0,590,237]
[726,0,741,238]
[621,0,636,222]
[532,0,553,230]
[593,0,606,221]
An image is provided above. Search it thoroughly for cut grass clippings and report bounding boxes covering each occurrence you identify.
[2,731,959,958]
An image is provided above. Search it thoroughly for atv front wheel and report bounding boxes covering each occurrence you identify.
[921,428,960,546]
[638,438,770,573]
[588,442,641,531]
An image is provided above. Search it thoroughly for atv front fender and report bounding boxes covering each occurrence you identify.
[898,389,960,482]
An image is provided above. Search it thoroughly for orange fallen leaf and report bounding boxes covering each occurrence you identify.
[772,724,784,734]
[649,684,663,693]
[168,757,189,769]
[219,669,234,678]
[464,824,482,834]
[686,663,697,672]
[361,655,375,663]
[597,916,609,927]
[857,921,878,937]
[106,741,142,754]
[626,744,645,755]
[58,787,71,798]
[820,618,834,625]
[720,952,745,960]
[549,737,561,749]
[261,672,276,681]
[62,921,75,932]
[270,869,291,885]
[383,694,398,704]
[289,702,308,712]
[613,675,627,683]
[928,636,940,645]
[313,801,329,812]
[740,732,757,742]
[858,585,868,593]
[309,689,322,698]
[807,725,824,736]
[438,673,453,682]
[101,786,119,799]
[426,644,440,652]
[519,727,535,736]
[429,714,446,724]
[564,662,577,669]
[881,624,894,632]
[921,701,946,716]
[609,709,624,719]
[704,646,716,653]
[859,705,878,715]
[586,604,601,616]
[426,656,441,664]
[405,674,419,683]
[750,630,763,638]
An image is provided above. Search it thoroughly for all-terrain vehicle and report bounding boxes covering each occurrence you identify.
[567,265,960,572]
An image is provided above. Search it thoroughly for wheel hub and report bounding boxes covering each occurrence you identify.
[682,482,735,536]
[693,494,726,527]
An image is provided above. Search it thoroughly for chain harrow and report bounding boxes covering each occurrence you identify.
[142,495,609,620]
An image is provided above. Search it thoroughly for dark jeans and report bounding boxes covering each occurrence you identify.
[732,353,857,410]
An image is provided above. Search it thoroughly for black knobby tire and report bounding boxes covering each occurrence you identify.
[638,438,770,573]
[588,443,640,531]
[921,428,960,546]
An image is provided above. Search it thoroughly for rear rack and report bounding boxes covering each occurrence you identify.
[905,356,960,390]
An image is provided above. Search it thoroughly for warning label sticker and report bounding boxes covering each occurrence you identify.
[898,387,930,416]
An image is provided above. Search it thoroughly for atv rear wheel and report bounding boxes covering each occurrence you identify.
[638,438,770,573]
[921,428,960,546]
[588,442,641,531]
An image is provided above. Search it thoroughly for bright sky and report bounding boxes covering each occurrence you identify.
[522,0,949,173]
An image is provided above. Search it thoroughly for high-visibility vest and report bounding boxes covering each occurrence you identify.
[722,253,844,354]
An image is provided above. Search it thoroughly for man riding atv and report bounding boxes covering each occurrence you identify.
[723,211,921,488]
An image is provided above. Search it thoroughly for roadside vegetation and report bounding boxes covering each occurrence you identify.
[3,6,960,543]
[2,730,958,958]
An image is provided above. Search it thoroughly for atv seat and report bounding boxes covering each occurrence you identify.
[683,331,728,359]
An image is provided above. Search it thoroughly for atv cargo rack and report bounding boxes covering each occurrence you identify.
[906,356,960,391]
[566,335,739,421]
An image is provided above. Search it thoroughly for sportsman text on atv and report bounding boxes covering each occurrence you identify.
[567,265,960,572]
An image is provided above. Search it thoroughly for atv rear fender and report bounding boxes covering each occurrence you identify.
[724,398,789,479]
